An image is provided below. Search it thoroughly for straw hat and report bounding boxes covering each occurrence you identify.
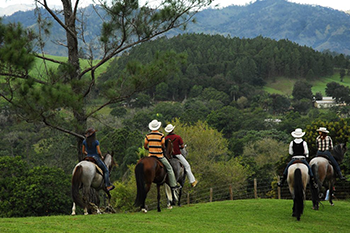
[148,119,161,131]
[85,128,97,137]
[165,124,175,133]
[291,128,305,138]
[317,127,329,133]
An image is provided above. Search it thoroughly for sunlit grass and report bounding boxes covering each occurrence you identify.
[1,199,350,232]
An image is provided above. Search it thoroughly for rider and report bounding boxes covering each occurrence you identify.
[165,124,198,187]
[82,128,115,191]
[316,127,346,180]
[144,120,181,192]
[278,128,317,188]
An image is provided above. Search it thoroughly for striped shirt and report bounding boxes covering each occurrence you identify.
[144,131,165,158]
[316,135,333,151]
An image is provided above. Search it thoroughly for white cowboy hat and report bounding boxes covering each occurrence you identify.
[165,124,175,133]
[317,127,329,133]
[148,119,161,131]
[291,128,305,138]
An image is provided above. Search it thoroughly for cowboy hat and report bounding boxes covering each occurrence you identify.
[165,124,175,133]
[148,119,161,131]
[317,127,329,133]
[291,128,305,138]
[85,128,97,137]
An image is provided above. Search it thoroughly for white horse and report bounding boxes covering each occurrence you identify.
[287,160,309,221]
[71,153,116,215]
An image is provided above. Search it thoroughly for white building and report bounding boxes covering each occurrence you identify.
[314,97,344,108]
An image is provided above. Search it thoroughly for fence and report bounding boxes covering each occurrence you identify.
[145,178,350,211]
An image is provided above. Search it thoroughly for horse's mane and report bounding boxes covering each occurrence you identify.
[332,143,346,163]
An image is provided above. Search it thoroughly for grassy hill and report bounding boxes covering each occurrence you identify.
[1,199,350,232]
[264,72,350,96]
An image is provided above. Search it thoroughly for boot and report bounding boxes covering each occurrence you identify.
[277,175,286,187]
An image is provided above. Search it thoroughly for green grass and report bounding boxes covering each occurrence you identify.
[1,199,350,232]
[264,73,350,96]
[29,54,112,80]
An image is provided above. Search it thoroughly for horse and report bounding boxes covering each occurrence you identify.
[287,160,310,221]
[71,153,116,215]
[309,143,346,210]
[134,138,184,213]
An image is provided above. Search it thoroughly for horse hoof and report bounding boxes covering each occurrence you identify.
[141,208,147,213]
[167,206,173,210]
[331,204,334,206]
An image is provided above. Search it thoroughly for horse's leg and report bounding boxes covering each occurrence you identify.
[141,183,151,213]
[157,184,161,212]
[329,182,334,206]
[71,202,76,216]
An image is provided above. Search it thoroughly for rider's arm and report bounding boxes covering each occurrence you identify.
[329,136,333,150]
[288,141,294,155]
[96,145,102,158]
[303,141,309,158]
[144,137,149,150]
[82,145,87,155]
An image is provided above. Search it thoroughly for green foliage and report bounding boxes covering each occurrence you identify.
[0,21,35,71]
[304,119,350,156]
[241,138,287,180]
[0,157,71,217]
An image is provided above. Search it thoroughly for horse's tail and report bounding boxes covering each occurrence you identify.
[134,162,146,207]
[294,168,304,220]
[311,163,320,208]
[72,165,85,208]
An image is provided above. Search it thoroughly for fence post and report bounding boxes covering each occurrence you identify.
[210,188,213,202]
[254,178,258,199]
[278,176,281,199]
[187,192,190,205]
[229,185,233,200]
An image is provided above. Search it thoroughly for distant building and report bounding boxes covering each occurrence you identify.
[314,97,345,108]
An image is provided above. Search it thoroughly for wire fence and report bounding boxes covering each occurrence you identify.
[144,178,350,211]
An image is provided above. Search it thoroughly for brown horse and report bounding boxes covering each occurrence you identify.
[134,138,183,212]
[309,143,346,210]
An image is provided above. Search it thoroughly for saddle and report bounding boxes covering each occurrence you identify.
[83,157,104,175]
[291,155,307,164]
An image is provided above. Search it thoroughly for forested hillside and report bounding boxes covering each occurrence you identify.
[100,34,348,102]
[3,0,350,56]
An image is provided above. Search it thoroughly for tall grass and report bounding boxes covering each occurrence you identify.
[1,199,350,232]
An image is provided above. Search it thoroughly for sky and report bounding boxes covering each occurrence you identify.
[2,0,350,12]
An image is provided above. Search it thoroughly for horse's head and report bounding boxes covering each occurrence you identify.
[164,138,173,159]
[104,152,117,171]
[332,143,347,163]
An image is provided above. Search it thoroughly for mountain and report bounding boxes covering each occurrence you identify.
[187,0,350,55]
[2,0,350,56]
[0,4,35,16]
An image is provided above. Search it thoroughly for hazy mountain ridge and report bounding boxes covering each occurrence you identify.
[3,0,350,56]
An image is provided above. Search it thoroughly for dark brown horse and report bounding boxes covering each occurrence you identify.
[134,138,184,212]
[309,143,346,210]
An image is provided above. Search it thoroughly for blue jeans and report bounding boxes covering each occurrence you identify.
[88,155,112,187]
[316,150,341,173]
[283,158,314,177]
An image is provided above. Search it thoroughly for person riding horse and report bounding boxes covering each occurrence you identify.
[82,128,115,191]
[316,127,346,180]
[144,120,181,192]
[165,124,198,187]
[278,128,318,188]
